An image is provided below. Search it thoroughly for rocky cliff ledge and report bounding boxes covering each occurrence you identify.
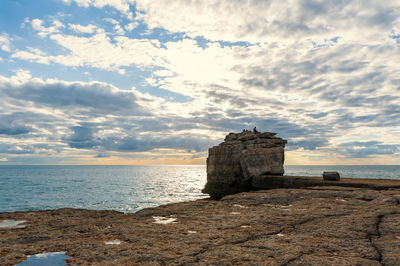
[203,131,287,199]
[2,182,400,265]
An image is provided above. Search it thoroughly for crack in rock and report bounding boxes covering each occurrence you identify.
[289,213,351,230]
[368,214,384,265]
[279,249,314,266]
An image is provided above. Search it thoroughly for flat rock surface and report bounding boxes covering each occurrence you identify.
[1,185,400,265]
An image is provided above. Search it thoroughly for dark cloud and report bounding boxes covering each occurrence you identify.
[287,139,329,151]
[94,153,109,158]
[0,143,34,154]
[65,124,214,153]
[0,114,35,135]
[2,80,145,115]
[0,123,32,135]
[59,113,324,154]
[337,141,399,158]
[105,136,212,153]
[0,143,59,155]
[66,126,98,149]
[307,112,329,119]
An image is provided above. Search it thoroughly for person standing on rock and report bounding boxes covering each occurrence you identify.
[253,127,258,133]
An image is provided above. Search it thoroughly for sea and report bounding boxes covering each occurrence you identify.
[0,165,399,213]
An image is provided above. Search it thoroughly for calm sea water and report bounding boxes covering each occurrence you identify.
[0,165,399,213]
[0,165,207,213]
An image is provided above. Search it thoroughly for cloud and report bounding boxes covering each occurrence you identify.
[0,143,35,154]
[66,126,97,149]
[94,153,109,158]
[0,122,32,135]
[0,33,11,52]
[337,141,400,158]
[12,47,51,64]
[103,18,125,35]
[62,0,132,15]
[0,158,7,162]
[3,1,400,164]
[65,124,215,152]
[124,22,138,31]
[288,139,329,151]
[59,0,400,44]
[0,71,217,158]
[0,70,144,115]
[69,23,98,34]
[12,28,162,71]
[31,19,64,37]
[133,0,400,43]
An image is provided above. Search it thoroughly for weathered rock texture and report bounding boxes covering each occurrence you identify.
[1,182,400,265]
[203,131,287,199]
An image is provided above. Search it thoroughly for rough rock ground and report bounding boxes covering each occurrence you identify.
[1,185,400,265]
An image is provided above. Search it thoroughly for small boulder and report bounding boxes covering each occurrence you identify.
[323,171,340,181]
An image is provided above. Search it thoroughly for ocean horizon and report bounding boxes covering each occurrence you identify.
[1,164,399,213]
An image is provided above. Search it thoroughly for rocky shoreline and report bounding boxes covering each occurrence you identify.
[1,177,400,265]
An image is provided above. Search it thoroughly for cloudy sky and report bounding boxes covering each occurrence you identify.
[0,0,399,165]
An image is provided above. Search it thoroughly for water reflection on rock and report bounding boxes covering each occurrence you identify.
[16,251,70,266]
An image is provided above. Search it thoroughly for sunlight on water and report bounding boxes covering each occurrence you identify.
[0,165,207,213]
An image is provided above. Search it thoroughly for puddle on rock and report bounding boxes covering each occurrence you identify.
[16,251,70,266]
[152,216,177,224]
[105,239,122,245]
[335,198,347,202]
[0,219,27,229]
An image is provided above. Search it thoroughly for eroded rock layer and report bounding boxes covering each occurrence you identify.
[203,131,287,199]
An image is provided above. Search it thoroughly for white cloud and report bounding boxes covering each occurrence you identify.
[12,31,162,71]
[0,34,11,52]
[113,24,125,35]
[31,19,64,37]
[69,23,98,34]
[12,47,51,64]
[103,18,119,25]
[153,69,174,77]
[62,0,132,14]
[52,19,64,29]
[124,22,138,31]
[58,1,400,45]
[0,158,8,162]
[134,0,400,44]
[103,18,125,35]
[31,19,43,31]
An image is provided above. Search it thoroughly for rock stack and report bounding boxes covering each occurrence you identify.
[202,131,287,199]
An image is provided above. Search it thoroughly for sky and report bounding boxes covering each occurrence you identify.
[0,0,399,165]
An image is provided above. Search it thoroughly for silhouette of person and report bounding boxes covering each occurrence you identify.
[253,127,258,133]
